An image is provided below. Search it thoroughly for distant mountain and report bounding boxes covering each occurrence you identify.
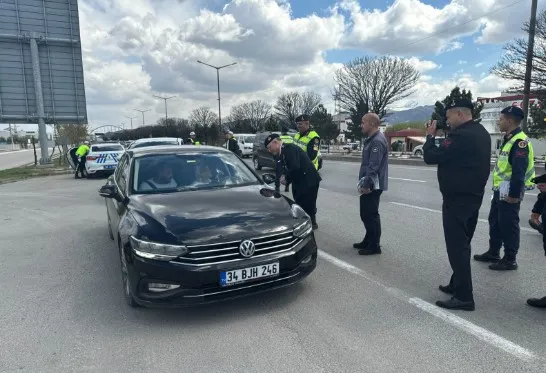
[383,105,435,124]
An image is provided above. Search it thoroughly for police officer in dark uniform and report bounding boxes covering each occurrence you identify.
[278,127,294,192]
[185,131,200,145]
[225,130,241,156]
[527,173,546,308]
[294,114,321,170]
[265,133,321,230]
[474,106,535,270]
[423,99,491,311]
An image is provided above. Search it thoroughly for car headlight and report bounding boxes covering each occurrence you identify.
[291,204,312,238]
[129,236,188,261]
[293,219,312,238]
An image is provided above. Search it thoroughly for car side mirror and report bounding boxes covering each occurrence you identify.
[262,173,276,185]
[99,184,123,202]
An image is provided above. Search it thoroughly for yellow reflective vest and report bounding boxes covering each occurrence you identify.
[75,144,89,157]
[279,134,294,144]
[492,131,535,191]
[294,130,320,169]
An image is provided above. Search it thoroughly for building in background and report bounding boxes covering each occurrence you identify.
[477,92,546,156]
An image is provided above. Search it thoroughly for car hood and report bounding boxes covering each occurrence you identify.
[128,185,297,245]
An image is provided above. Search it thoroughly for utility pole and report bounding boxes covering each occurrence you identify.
[522,0,538,133]
[135,109,150,127]
[197,60,237,128]
[124,115,137,130]
[153,95,175,124]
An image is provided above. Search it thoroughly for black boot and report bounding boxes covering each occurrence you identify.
[353,240,368,249]
[473,250,500,263]
[436,297,475,311]
[527,296,546,308]
[489,257,518,271]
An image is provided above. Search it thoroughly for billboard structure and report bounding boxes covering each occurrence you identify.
[0,0,87,163]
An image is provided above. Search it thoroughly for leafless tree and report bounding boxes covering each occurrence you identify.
[491,10,546,88]
[189,106,218,129]
[274,91,322,126]
[230,100,272,132]
[333,56,420,118]
[189,106,219,143]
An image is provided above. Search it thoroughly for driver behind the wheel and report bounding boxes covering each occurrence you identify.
[197,164,213,183]
[139,162,178,191]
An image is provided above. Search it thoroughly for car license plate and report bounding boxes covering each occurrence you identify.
[104,165,115,169]
[220,262,279,287]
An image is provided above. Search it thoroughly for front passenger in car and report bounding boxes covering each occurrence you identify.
[139,163,178,191]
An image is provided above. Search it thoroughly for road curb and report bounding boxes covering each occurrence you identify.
[322,155,546,173]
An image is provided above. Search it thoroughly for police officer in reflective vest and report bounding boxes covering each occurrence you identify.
[277,127,294,192]
[527,173,546,308]
[474,106,535,270]
[186,131,200,145]
[74,140,90,179]
[294,114,320,170]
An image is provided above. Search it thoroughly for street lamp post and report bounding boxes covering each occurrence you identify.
[197,60,237,128]
[124,115,137,130]
[135,109,150,127]
[153,95,175,124]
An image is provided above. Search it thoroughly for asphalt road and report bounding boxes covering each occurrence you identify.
[0,147,54,170]
[1,161,546,372]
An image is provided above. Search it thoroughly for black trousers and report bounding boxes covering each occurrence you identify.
[359,190,382,248]
[293,183,319,219]
[488,191,521,261]
[442,198,480,302]
[76,156,86,176]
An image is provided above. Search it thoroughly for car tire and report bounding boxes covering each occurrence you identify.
[253,157,262,170]
[414,150,423,156]
[120,243,139,308]
[107,210,114,241]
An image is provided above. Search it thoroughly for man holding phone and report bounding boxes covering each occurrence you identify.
[474,106,535,271]
[423,100,491,311]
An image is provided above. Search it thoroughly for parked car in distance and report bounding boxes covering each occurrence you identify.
[126,137,183,150]
[98,145,318,308]
[67,142,124,177]
[235,133,256,158]
[252,131,323,171]
[413,137,445,156]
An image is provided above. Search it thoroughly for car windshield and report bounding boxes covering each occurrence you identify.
[131,140,178,149]
[132,152,260,194]
[91,144,124,152]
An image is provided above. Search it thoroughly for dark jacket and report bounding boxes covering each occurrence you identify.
[423,120,491,202]
[359,131,389,191]
[280,143,321,191]
[226,137,241,156]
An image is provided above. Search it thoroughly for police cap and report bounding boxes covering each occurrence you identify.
[444,99,474,111]
[532,174,546,184]
[264,133,280,147]
[501,106,525,120]
[295,114,310,123]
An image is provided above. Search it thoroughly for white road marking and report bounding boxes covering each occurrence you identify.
[389,177,426,183]
[408,298,537,362]
[319,187,330,192]
[317,250,538,362]
[390,202,536,233]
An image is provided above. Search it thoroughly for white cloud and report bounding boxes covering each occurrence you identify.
[67,0,536,129]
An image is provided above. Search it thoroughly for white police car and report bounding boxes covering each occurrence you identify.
[67,142,124,177]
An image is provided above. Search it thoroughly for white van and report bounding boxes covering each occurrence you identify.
[235,133,256,158]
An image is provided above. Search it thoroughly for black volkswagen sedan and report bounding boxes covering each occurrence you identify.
[98,145,317,308]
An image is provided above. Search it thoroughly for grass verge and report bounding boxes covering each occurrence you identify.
[0,165,72,184]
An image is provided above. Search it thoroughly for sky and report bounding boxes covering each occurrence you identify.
[10,0,546,131]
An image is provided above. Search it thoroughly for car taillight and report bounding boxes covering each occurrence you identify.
[87,156,97,161]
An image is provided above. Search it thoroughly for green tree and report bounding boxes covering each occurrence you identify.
[264,115,280,131]
[528,94,546,138]
[311,105,339,142]
[348,99,368,141]
[431,86,483,129]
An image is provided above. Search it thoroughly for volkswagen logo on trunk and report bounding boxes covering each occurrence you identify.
[239,240,256,258]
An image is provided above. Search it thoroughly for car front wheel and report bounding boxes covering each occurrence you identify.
[414,149,423,156]
[120,244,139,308]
